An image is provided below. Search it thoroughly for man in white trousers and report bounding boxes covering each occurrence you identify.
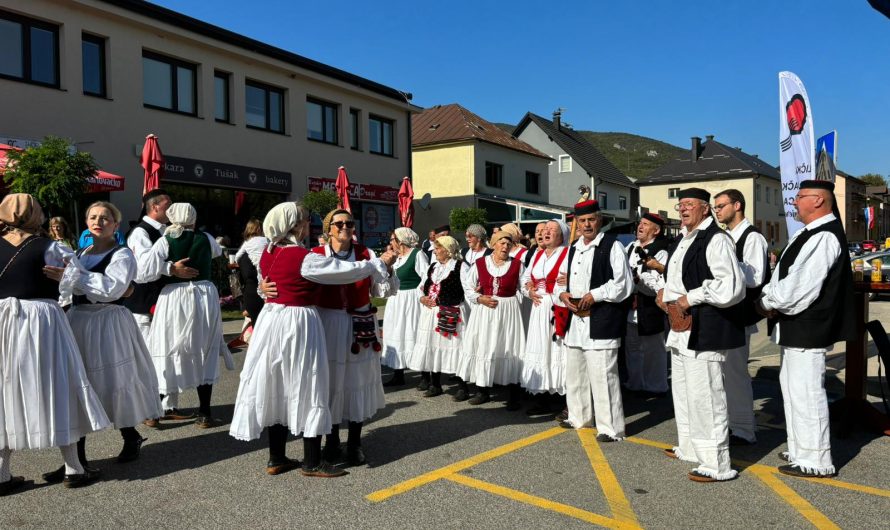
[657,188,745,482]
[124,189,198,424]
[713,189,769,446]
[554,200,633,442]
[758,180,854,478]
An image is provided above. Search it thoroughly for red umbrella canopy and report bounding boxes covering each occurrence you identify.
[398,176,414,228]
[335,166,352,213]
[140,134,164,196]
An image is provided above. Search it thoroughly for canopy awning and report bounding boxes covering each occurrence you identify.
[87,170,125,193]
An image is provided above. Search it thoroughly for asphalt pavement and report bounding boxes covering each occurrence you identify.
[1,303,888,529]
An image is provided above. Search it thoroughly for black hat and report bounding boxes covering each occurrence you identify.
[678,188,710,202]
[800,179,835,192]
[434,224,451,233]
[142,188,169,204]
[642,212,666,227]
[574,200,600,216]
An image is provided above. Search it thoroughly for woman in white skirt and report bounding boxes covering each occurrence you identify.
[143,203,233,428]
[520,220,571,415]
[0,194,110,493]
[456,231,526,409]
[407,236,468,397]
[380,227,428,387]
[47,202,162,478]
[229,202,394,478]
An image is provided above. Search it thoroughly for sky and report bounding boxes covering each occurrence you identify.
[152,0,890,177]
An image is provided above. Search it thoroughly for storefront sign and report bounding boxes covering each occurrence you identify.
[164,155,291,193]
[307,176,399,202]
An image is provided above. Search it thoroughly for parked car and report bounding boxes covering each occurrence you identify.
[849,242,863,256]
[862,239,878,253]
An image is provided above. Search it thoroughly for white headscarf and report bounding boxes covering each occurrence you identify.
[394,227,419,248]
[263,202,303,251]
[549,219,570,246]
[165,203,196,239]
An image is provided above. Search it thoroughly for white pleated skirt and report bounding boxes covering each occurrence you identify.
[520,295,566,395]
[230,303,332,440]
[317,307,385,424]
[148,281,228,394]
[456,296,525,387]
[0,298,110,450]
[67,304,163,428]
[407,303,467,375]
[381,288,423,370]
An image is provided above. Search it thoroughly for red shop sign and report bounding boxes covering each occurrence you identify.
[307,176,399,203]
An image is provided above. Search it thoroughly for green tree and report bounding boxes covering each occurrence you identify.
[3,136,95,216]
[859,173,886,187]
[301,190,339,217]
[449,207,487,232]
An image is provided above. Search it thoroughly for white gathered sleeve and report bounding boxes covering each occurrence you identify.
[463,262,482,304]
[519,260,534,298]
[367,248,392,298]
[760,231,841,315]
[44,240,74,267]
[60,248,137,303]
[129,227,171,282]
[138,237,171,283]
[301,251,389,285]
[740,231,768,288]
[684,233,745,309]
[234,236,268,269]
[591,240,634,303]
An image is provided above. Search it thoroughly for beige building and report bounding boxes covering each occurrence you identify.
[0,0,418,245]
[638,136,786,248]
[835,171,868,242]
[411,104,557,236]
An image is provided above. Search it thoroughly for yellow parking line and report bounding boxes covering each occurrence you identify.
[366,426,566,502]
[749,465,841,530]
[446,473,639,529]
[578,430,641,527]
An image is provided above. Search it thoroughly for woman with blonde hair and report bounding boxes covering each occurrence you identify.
[380,227,429,387]
[48,216,76,249]
[407,235,468,397]
[0,194,110,491]
[43,201,162,477]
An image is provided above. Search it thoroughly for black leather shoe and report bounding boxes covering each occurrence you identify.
[42,465,66,483]
[505,401,521,411]
[423,386,443,398]
[778,464,837,478]
[452,388,470,402]
[346,446,367,466]
[0,476,29,496]
[266,457,300,476]
[117,437,146,463]
[555,409,569,422]
[596,433,620,442]
[301,462,348,478]
[63,468,100,489]
[557,420,575,429]
[416,379,430,392]
[468,393,490,405]
[322,443,343,463]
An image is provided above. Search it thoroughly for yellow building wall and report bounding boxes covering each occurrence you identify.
[412,142,476,234]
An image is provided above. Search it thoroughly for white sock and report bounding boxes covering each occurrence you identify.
[0,447,11,482]
[60,444,84,475]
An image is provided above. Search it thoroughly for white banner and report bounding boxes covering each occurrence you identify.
[778,71,815,237]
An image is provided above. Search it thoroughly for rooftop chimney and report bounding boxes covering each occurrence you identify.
[691,136,702,162]
[553,109,562,131]
[705,135,714,142]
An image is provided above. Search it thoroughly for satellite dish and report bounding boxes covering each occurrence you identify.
[419,193,432,210]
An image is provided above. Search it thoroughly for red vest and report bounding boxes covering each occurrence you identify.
[476,256,522,296]
[311,244,372,310]
[259,246,319,307]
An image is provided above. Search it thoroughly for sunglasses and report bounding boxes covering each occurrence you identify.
[331,221,356,229]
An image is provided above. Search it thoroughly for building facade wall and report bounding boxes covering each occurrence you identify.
[471,142,551,203]
[411,143,475,235]
[1,0,414,225]
[515,123,586,208]
[837,175,867,242]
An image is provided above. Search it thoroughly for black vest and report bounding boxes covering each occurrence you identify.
[627,237,670,336]
[732,225,771,327]
[773,218,855,348]
[566,234,627,340]
[73,246,127,306]
[422,262,465,307]
[122,220,165,314]
[0,236,60,300]
[676,221,746,350]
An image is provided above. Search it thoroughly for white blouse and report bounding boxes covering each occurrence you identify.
[59,246,137,304]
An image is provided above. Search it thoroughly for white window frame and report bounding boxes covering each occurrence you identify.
[558,155,572,173]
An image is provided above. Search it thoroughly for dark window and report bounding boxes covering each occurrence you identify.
[0,11,59,87]
[525,171,540,195]
[598,191,608,209]
[81,33,105,97]
[485,162,503,189]
[350,108,359,149]
[306,98,338,144]
[246,81,284,133]
[142,51,196,115]
[214,71,230,123]
[369,115,394,156]
[619,195,627,210]
[668,187,679,199]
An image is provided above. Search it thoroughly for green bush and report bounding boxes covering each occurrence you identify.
[3,136,95,216]
[449,207,487,232]
[302,190,339,217]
